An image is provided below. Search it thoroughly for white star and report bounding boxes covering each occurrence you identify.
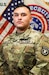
[8,13,10,15]
[8,17,10,20]
[21,0,24,2]
[4,14,6,16]
[12,12,13,15]
[11,8,14,10]
[11,3,14,6]
[8,9,10,11]
[36,19,38,22]
[15,2,17,5]
[39,23,41,25]
[39,27,41,29]
[18,1,21,3]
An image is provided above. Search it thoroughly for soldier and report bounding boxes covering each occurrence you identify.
[0,3,49,75]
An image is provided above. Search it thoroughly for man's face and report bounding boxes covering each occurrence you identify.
[13,7,32,30]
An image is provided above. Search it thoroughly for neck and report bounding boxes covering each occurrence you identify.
[16,26,30,34]
[16,29,25,33]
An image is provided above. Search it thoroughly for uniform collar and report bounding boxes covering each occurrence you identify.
[16,27,32,37]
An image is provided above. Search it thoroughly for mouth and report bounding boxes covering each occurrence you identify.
[17,21,23,24]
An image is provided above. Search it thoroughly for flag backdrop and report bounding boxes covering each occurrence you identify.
[0,0,24,44]
[24,0,49,37]
[0,0,49,44]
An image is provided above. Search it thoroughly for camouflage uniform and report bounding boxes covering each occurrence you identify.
[0,27,49,75]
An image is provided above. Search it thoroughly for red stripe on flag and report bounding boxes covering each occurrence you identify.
[0,20,9,34]
[7,25,16,35]
[0,25,16,44]
[0,16,3,21]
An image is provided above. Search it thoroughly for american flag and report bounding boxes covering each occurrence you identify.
[0,0,24,44]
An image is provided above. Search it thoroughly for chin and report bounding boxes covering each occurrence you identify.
[16,24,23,27]
[17,26,26,29]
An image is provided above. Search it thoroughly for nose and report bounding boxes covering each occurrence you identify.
[18,15,22,20]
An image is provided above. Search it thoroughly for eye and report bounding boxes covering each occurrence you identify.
[21,13,27,16]
[13,13,19,17]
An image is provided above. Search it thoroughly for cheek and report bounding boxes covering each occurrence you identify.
[24,16,31,22]
[13,18,17,23]
[25,18,31,23]
[23,17,30,22]
[13,16,17,21]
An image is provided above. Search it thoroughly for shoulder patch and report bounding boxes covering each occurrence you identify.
[41,46,49,56]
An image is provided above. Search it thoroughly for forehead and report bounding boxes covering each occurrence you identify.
[13,7,30,13]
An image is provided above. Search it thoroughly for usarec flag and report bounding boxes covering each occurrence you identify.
[0,0,24,44]
[24,0,49,36]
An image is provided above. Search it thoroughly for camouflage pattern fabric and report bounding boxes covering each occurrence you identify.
[0,27,49,75]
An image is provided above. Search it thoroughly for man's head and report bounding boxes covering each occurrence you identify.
[14,3,31,12]
[13,3,32,33]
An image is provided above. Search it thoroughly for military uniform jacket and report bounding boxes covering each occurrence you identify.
[0,27,49,75]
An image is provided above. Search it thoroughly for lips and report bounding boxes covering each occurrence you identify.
[17,21,23,24]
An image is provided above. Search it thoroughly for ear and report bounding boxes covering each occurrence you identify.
[30,14,32,23]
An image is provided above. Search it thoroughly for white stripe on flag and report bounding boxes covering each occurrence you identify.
[0,18,6,28]
[0,23,13,42]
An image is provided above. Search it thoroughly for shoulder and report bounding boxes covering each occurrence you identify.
[29,28,43,41]
[3,33,16,43]
[1,33,16,48]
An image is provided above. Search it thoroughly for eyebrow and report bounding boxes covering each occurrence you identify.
[13,12,27,14]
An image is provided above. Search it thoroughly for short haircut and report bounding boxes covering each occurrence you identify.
[14,3,31,12]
